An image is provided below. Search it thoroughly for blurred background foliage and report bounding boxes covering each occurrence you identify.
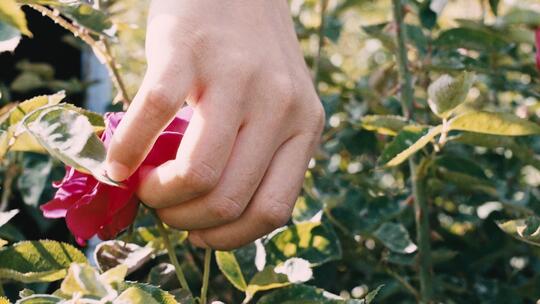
[1,0,540,303]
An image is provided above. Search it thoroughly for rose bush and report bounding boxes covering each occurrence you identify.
[1,1,540,304]
[41,108,192,245]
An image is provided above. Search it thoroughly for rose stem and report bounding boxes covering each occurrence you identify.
[200,248,212,304]
[152,210,191,293]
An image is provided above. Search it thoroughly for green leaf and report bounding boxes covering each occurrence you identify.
[22,104,118,186]
[245,266,291,301]
[498,8,540,27]
[17,154,52,206]
[94,241,153,274]
[373,223,417,254]
[365,285,384,304]
[60,263,116,299]
[118,282,179,304]
[119,226,187,252]
[265,221,341,266]
[0,0,30,36]
[379,125,443,167]
[434,27,507,51]
[215,251,248,291]
[8,91,65,126]
[361,115,408,136]
[114,287,160,304]
[18,0,113,36]
[0,209,18,228]
[0,240,87,283]
[16,295,63,304]
[0,21,21,53]
[427,71,475,118]
[497,216,540,246]
[448,111,540,136]
[257,284,355,304]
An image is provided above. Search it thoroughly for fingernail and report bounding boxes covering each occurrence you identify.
[189,232,209,249]
[106,161,130,182]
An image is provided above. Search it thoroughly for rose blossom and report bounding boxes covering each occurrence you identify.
[40,107,192,245]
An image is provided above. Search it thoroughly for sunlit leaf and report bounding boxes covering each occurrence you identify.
[434,27,507,51]
[215,251,248,291]
[61,263,116,299]
[245,266,290,301]
[22,105,117,186]
[0,209,18,228]
[16,295,63,304]
[265,221,341,266]
[373,222,417,254]
[17,154,52,206]
[499,8,540,27]
[257,284,359,304]
[379,125,443,167]
[114,287,159,304]
[0,21,21,53]
[118,282,179,304]
[497,216,540,246]
[119,226,187,252]
[0,240,87,283]
[361,115,408,136]
[448,111,540,136]
[0,0,30,36]
[427,71,475,118]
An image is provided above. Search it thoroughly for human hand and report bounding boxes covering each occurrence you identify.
[106,0,324,250]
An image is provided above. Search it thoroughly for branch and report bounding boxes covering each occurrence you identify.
[391,0,434,302]
[29,4,131,105]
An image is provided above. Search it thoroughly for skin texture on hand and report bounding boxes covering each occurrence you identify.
[106,0,325,250]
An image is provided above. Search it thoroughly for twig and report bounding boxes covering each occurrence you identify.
[313,0,329,92]
[200,248,212,304]
[0,160,18,212]
[29,4,131,105]
[152,210,191,293]
[383,265,421,301]
[391,0,433,302]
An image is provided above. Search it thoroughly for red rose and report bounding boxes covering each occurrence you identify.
[40,107,192,245]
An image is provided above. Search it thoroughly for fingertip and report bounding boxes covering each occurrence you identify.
[106,160,131,182]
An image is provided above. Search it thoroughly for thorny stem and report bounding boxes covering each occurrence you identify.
[200,248,212,304]
[392,0,433,303]
[29,4,131,106]
[152,210,191,293]
[0,159,18,212]
[313,0,329,92]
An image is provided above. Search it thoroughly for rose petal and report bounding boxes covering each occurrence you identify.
[65,184,109,241]
[97,196,139,240]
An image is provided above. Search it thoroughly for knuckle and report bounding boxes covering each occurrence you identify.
[182,161,220,194]
[210,195,244,222]
[270,72,296,107]
[143,88,178,118]
[261,196,292,229]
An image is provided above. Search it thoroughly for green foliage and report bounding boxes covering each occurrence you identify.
[1,0,540,303]
[0,240,87,283]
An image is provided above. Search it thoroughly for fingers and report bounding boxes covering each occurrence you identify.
[187,133,319,250]
[137,86,243,207]
[152,118,282,229]
[105,66,194,181]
